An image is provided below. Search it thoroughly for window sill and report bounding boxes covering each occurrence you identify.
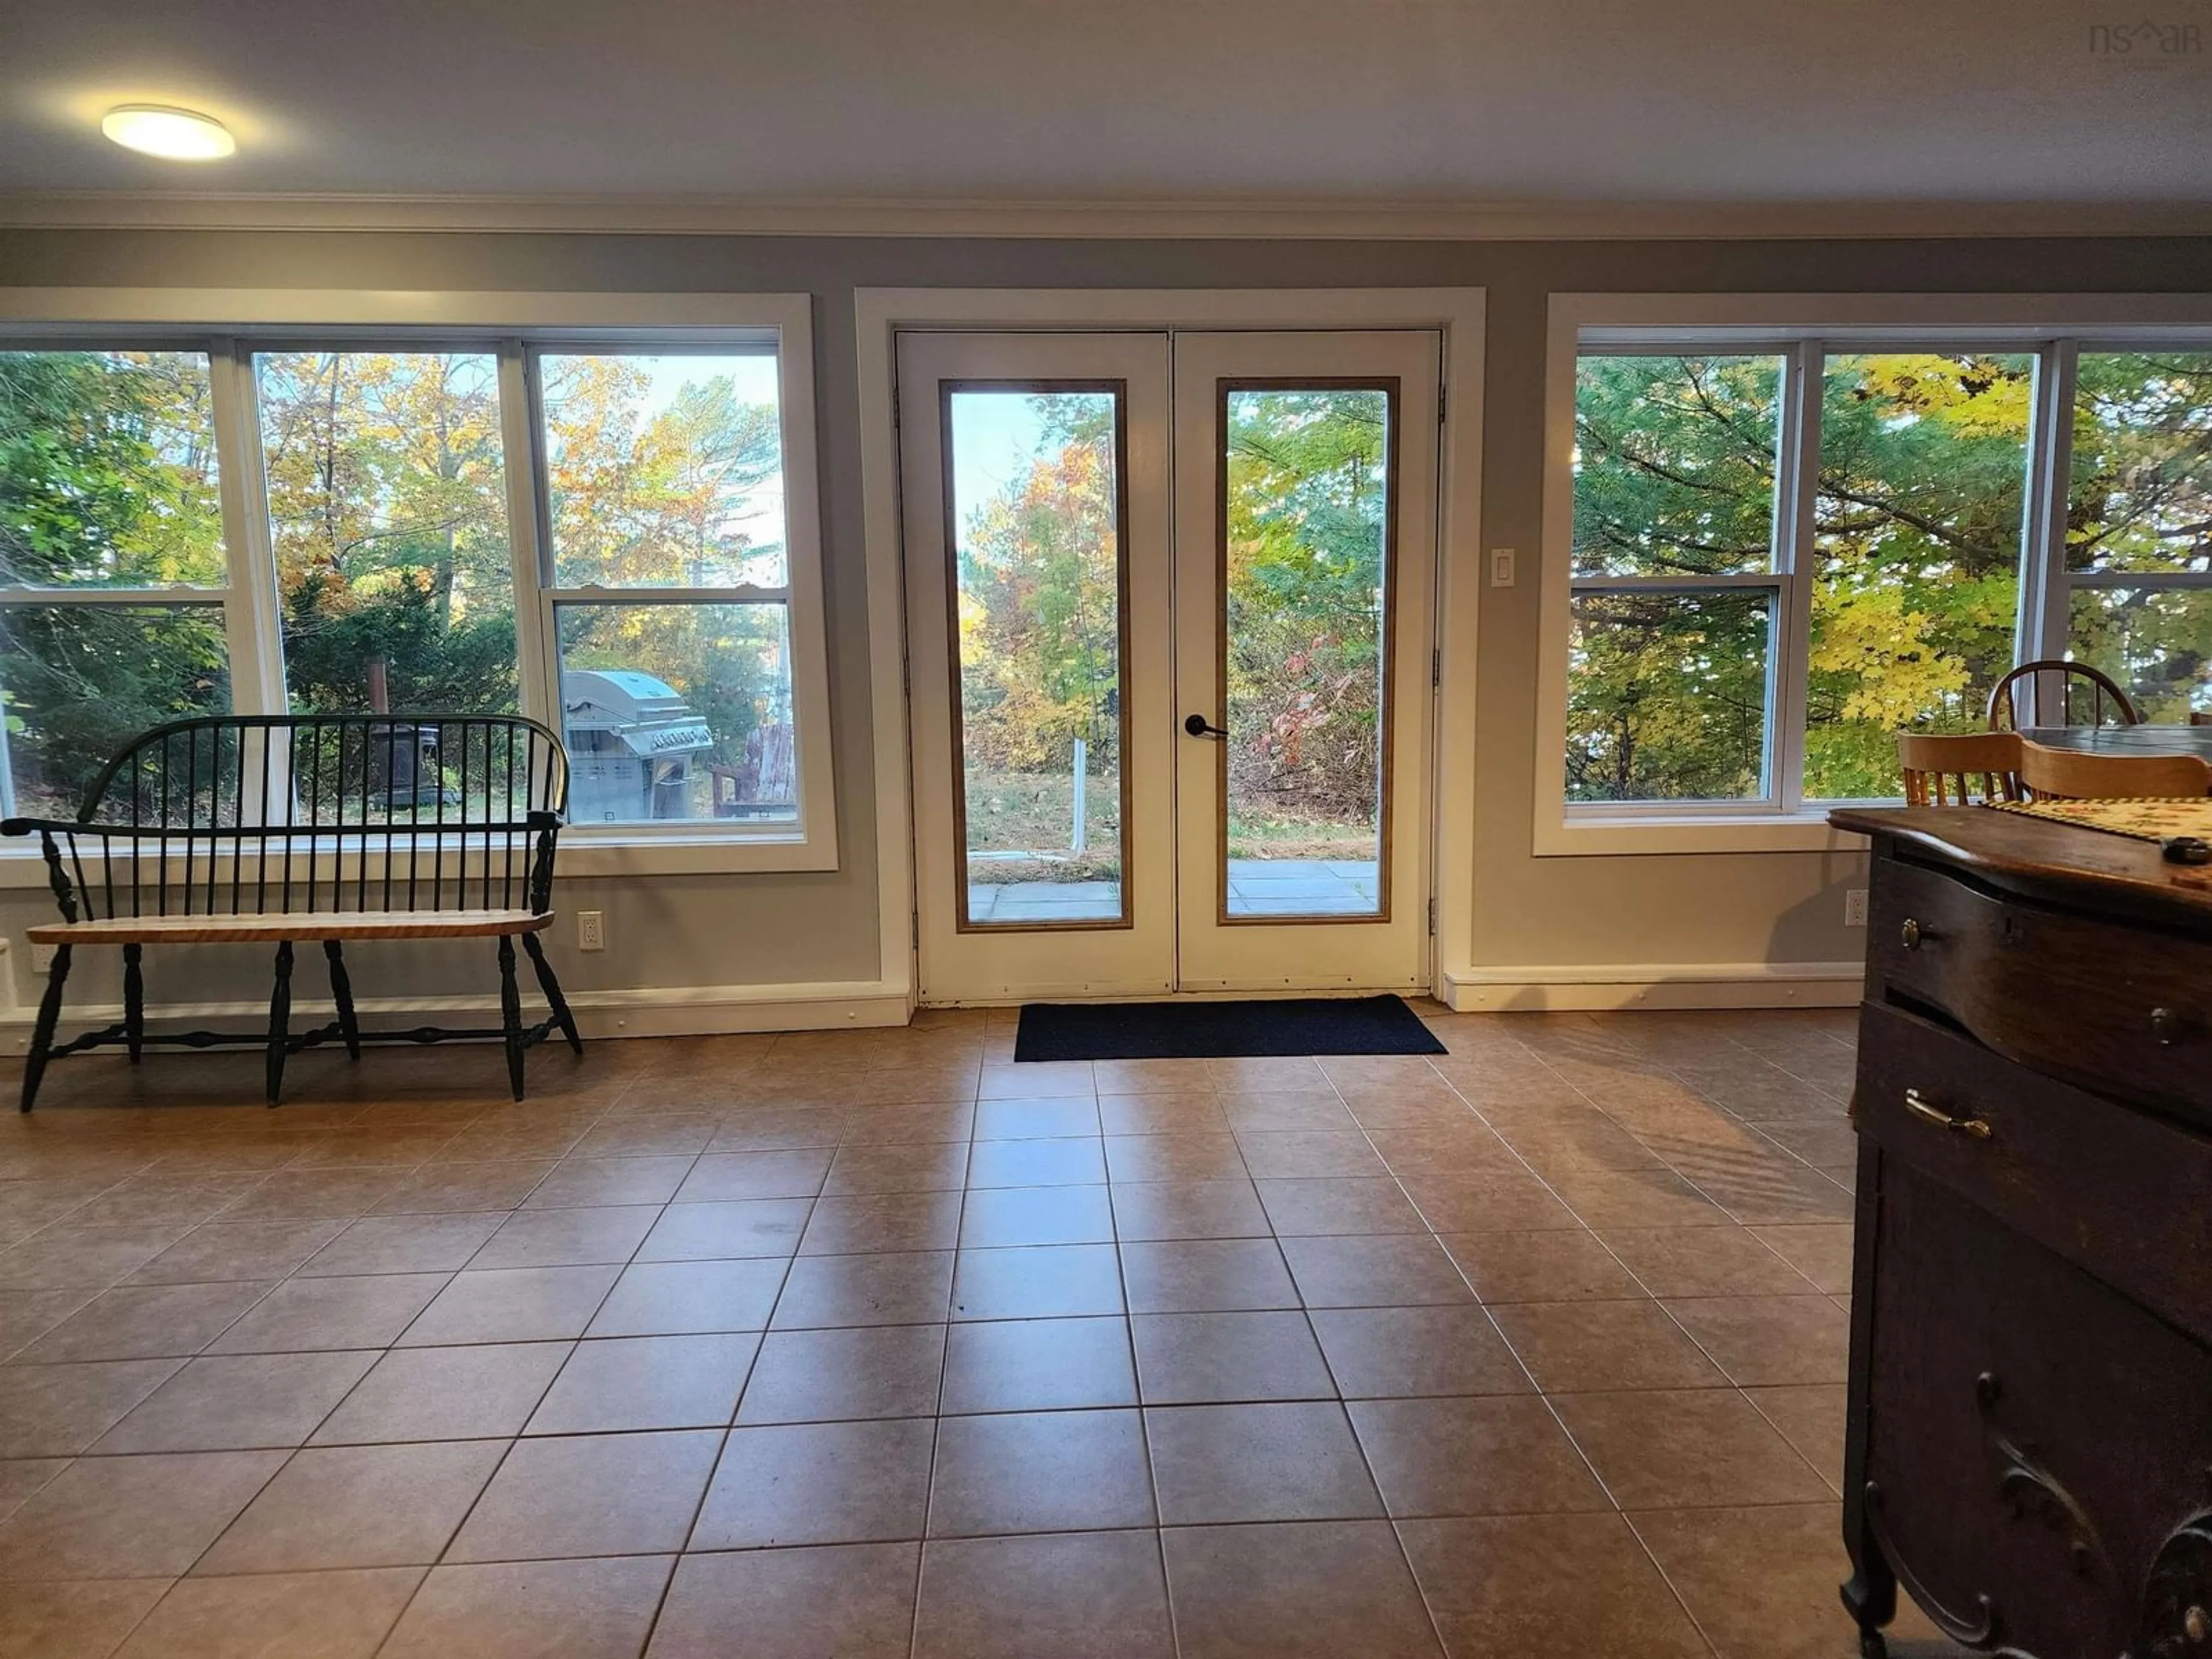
[0,827,839,889]
[1536,810,1878,857]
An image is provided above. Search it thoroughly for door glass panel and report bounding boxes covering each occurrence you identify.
[944,386,1127,927]
[1220,385,1391,920]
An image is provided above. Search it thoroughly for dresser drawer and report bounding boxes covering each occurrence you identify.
[1860,1160,2212,1658]
[1868,851,2212,1124]
[1855,1001,2212,1346]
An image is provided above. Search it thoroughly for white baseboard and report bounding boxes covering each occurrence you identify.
[0,978,914,1055]
[1440,961,1865,1013]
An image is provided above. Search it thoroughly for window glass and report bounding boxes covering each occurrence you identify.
[2066,351,2212,718]
[1567,588,1773,801]
[1806,353,2033,798]
[554,601,795,825]
[255,351,517,715]
[539,352,786,589]
[1571,355,1785,578]
[0,350,225,589]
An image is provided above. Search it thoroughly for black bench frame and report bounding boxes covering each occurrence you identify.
[3,713,582,1109]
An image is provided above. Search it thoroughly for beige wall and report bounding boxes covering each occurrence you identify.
[2,228,2208,1021]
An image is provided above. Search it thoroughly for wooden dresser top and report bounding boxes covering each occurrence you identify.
[1832,806,2212,932]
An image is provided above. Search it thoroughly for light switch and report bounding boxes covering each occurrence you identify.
[1490,548,1516,587]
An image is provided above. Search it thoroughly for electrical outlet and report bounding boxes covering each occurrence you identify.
[1843,889,1869,927]
[577,911,606,952]
[1490,548,1517,588]
[28,940,57,974]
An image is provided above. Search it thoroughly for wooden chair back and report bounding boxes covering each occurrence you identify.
[1987,660,2142,732]
[2017,738,2212,802]
[1896,732,2022,806]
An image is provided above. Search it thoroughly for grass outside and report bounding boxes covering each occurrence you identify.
[963,769,1374,880]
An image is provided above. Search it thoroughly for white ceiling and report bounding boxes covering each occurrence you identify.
[3,0,2210,212]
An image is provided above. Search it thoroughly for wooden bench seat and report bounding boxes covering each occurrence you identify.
[28,910,554,945]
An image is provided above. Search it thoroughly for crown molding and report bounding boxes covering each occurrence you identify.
[0,191,2209,241]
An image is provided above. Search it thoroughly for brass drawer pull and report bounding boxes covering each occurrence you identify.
[1900,917,1935,950]
[1904,1088,1994,1141]
[2152,1006,2183,1047]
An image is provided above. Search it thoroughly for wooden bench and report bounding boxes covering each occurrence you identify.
[3,713,581,1110]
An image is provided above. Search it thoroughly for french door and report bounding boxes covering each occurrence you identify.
[898,328,1440,1002]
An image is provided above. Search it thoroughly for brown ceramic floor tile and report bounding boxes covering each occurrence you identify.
[771,1249,955,1328]
[1350,1395,1609,1517]
[115,1567,422,1658]
[526,1332,759,1433]
[1254,1177,1426,1236]
[1308,1305,1533,1398]
[0,1286,97,1359]
[207,1272,447,1353]
[691,1418,934,1548]
[1397,1171,1579,1233]
[1109,1178,1271,1241]
[570,1115,719,1159]
[966,1137,1108,1191]
[652,1541,918,1658]
[979,1060,1092,1099]
[196,1440,505,1571]
[706,1105,849,1152]
[950,1244,1124,1320]
[1163,1519,1442,1659]
[1400,1512,1708,1659]
[1662,1294,1850,1385]
[0,1578,172,1659]
[1487,1300,1725,1392]
[446,1429,719,1560]
[1748,1382,1847,1493]
[468,1205,659,1270]
[1278,1233,1475,1308]
[674,1149,834,1202]
[90,1350,377,1454]
[1097,1092,1231,1134]
[636,1199,813,1261]
[927,1408,1155,1535]
[914,1529,1173,1659]
[521,1155,695,1209]
[213,1169,411,1224]
[126,1218,346,1285]
[1439,1229,1644,1302]
[309,1342,570,1444]
[1147,1402,1380,1523]
[0,1457,68,1523]
[0,1225,200,1291]
[822,1141,969,1196]
[396,1264,619,1346]
[1749,1222,1855,1294]
[0,1358,185,1457]
[939,1316,1137,1414]
[1217,1093,1349,1132]
[1235,1131,1389,1180]
[957,1184,1114,1247]
[1552,1388,1833,1508]
[1119,1237,1297,1313]
[737,1323,948,1423]
[369,1161,555,1215]
[0,1448,285,1579]
[585,1258,789,1336]
[800,1191,963,1254]
[973,1098,1102,1139]
[14,1280,273,1363]
[839,1104,976,1145]
[380,1555,674,1659]
[1104,1132,1248,1183]
[1130,1309,1336,1403]
[1600,1225,1820,1297]
[1546,1166,1730,1229]
[296,1213,506,1277]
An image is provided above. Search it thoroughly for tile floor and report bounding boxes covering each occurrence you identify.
[0,1005,1969,1658]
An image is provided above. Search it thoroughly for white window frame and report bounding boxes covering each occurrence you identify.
[0,289,837,879]
[1537,293,2212,856]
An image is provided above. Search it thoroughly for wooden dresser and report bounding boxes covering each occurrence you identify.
[1832,806,2212,1659]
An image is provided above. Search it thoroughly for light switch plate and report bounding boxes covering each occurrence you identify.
[1490,548,1516,587]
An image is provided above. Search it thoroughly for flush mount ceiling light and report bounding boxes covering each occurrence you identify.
[101,104,236,161]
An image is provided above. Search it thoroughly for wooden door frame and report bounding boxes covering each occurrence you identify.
[855,287,1487,1005]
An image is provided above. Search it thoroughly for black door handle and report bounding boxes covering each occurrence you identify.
[1184,714,1228,739]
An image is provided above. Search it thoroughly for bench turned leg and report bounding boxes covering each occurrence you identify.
[266,941,294,1107]
[520,932,583,1056]
[123,944,145,1065]
[21,943,71,1113]
[323,941,361,1060]
[497,935,525,1101]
